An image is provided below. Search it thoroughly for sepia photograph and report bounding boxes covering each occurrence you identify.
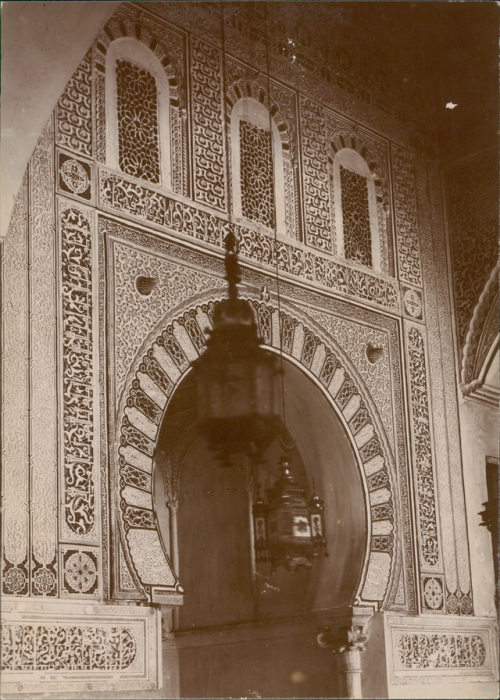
[1,1,498,699]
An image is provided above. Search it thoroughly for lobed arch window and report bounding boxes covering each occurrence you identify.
[231,98,287,236]
[331,148,382,272]
[106,38,171,189]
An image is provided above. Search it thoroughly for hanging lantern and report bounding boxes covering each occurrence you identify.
[190,232,281,458]
[252,442,328,572]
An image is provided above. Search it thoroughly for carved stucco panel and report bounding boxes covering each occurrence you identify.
[415,152,472,602]
[1,599,161,694]
[2,174,30,596]
[111,239,226,401]
[29,118,58,595]
[307,309,394,449]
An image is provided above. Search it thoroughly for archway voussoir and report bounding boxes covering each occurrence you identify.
[152,344,181,383]
[354,422,375,449]
[172,322,198,362]
[122,486,154,509]
[291,323,305,359]
[195,309,212,336]
[124,406,158,441]
[310,343,326,376]
[370,487,391,506]
[136,371,167,409]
[271,308,281,349]
[363,453,385,477]
[328,366,345,398]
[342,393,361,422]
[119,445,153,474]
[372,519,393,536]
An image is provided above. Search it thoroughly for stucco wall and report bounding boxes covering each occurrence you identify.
[1,1,116,240]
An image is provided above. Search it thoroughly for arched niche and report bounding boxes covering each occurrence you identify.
[115,291,398,608]
[92,6,188,195]
[152,354,367,630]
[230,97,287,236]
[105,38,172,189]
[331,148,381,271]
[461,263,499,404]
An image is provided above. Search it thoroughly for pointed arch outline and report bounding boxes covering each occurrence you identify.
[114,288,401,608]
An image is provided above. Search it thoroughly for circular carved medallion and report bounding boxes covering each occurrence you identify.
[65,552,97,593]
[460,593,473,615]
[32,567,57,594]
[424,577,443,610]
[446,591,459,614]
[404,289,422,318]
[61,159,89,195]
[4,567,26,594]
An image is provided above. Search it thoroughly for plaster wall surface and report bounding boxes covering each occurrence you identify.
[459,396,498,617]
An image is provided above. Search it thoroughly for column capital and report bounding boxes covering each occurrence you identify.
[317,607,373,653]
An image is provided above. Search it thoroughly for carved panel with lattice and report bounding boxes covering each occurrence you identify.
[340,165,372,267]
[116,60,160,184]
[240,120,275,229]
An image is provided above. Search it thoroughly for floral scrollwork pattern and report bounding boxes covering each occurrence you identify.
[60,204,96,540]
[1,624,137,671]
[407,325,440,570]
[396,632,487,670]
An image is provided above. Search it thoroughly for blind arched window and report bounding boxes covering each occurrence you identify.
[332,148,381,271]
[231,98,287,236]
[106,38,171,189]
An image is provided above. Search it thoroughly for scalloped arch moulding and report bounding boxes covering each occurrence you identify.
[460,263,499,404]
[114,286,404,609]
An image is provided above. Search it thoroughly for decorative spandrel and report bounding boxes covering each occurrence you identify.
[340,165,372,268]
[240,120,275,229]
[116,60,160,184]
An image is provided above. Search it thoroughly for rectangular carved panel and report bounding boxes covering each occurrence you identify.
[2,175,30,597]
[405,322,442,577]
[385,614,498,685]
[98,169,401,313]
[58,199,99,544]
[56,51,92,157]
[29,119,58,597]
[1,599,161,694]
[299,97,331,252]
[391,145,422,287]
[191,37,226,211]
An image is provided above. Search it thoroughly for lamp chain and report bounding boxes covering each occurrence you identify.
[264,5,287,432]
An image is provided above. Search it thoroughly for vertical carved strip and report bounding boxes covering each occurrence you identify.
[283,157,298,240]
[94,60,106,164]
[405,322,442,578]
[171,106,183,195]
[299,96,331,252]
[190,37,226,211]
[2,175,30,596]
[181,110,189,198]
[416,153,472,606]
[58,201,98,545]
[391,145,422,287]
[29,119,58,597]
[56,51,92,157]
